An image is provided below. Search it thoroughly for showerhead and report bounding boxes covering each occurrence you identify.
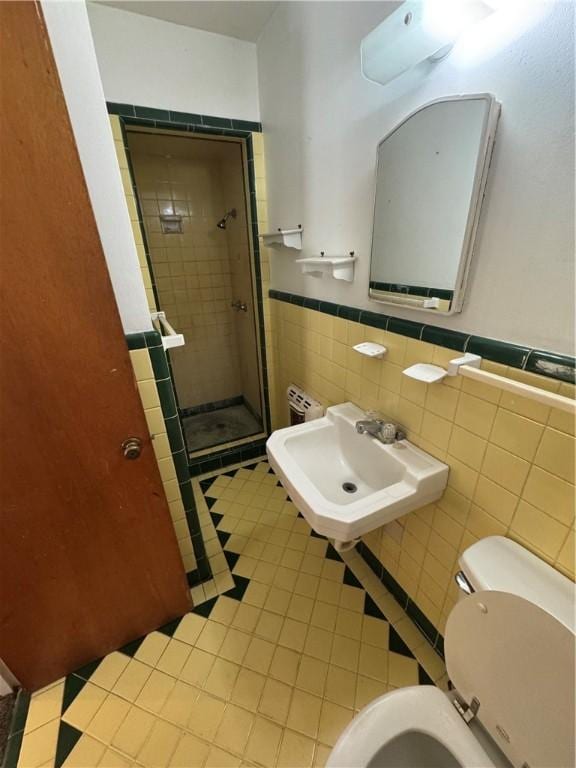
[217,208,237,230]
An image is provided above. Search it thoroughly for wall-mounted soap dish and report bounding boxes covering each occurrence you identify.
[296,251,357,282]
[353,342,387,359]
[260,226,303,250]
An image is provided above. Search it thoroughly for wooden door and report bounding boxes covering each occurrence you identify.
[0,1,191,691]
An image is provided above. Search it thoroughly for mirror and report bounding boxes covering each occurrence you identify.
[369,94,500,314]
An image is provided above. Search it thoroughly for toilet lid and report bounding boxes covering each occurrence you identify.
[446,590,575,768]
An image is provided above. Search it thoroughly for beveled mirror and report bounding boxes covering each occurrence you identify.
[369,94,500,314]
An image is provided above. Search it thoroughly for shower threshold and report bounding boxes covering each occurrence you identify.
[183,403,263,454]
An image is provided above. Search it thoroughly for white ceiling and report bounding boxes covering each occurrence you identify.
[92,1,279,42]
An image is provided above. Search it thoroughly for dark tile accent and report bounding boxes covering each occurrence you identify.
[61,675,86,715]
[73,657,102,680]
[388,317,424,340]
[134,106,170,121]
[107,102,135,116]
[363,593,386,620]
[201,115,233,129]
[3,729,25,768]
[418,665,435,685]
[169,110,203,124]
[405,600,438,647]
[525,349,576,384]
[192,597,217,617]
[200,478,215,493]
[225,575,250,601]
[232,119,262,132]
[118,636,145,657]
[181,395,244,418]
[389,627,414,658]
[7,689,30,736]
[309,529,327,539]
[325,543,343,562]
[186,569,200,588]
[435,634,445,659]
[359,310,389,331]
[268,290,575,385]
[224,550,240,570]
[55,722,82,768]
[337,305,361,323]
[217,531,231,548]
[125,332,147,350]
[157,618,182,637]
[343,566,363,589]
[467,336,530,368]
[421,326,469,352]
[357,541,383,580]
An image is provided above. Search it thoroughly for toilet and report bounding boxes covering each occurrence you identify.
[327,536,575,768]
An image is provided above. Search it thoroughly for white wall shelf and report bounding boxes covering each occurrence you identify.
[260,227,303,250]
[296,253,357,282]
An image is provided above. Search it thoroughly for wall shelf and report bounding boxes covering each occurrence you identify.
[296,254,357,282]
[260,227,303,250]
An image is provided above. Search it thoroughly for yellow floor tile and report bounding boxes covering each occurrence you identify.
[112,659,152,702]
[203,658,240,700]
[277,729,316,768]
[135,669,176,714]
[160,681,199,727]
[286,690,322,739]
[318,701,353,747]
[25,683,64,733]
[137,719,181,767]
[171,733,210,768]
[324,665,356,709]
[303,627,333,662]
[243,637,275,674]
[85,693,130,743]
[134,633,170,667]
[278,618,308,652]
[387,652,420,688]
[244,716,282,766]
[214,704,254,753]
[111,706,156,757]
[196,621,228,655]
[230,668,266,712]
[62,683,108,731]
[89,653,130,691]
[257,678,292,724]
[62,734,107,768]
[179,648,215,687]
[295,656,328,698]
[155,639,192,678]
[186,692,226,742]
[205,746,242,767]
[17,718,59,768]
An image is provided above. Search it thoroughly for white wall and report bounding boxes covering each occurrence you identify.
[258,1,575,354]
[87,3,260,122]
[42,0,152,334]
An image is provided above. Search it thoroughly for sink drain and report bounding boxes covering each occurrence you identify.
[342,482,358,494]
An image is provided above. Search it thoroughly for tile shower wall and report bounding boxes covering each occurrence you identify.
[267,298,575,636]
[128,135,240,410]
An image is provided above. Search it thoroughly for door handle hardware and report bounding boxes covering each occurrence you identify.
[122,437,142,460]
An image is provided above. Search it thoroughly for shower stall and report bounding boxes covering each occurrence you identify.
[127,129,267,457]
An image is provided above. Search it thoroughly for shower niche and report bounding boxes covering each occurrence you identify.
[127,129,267,457]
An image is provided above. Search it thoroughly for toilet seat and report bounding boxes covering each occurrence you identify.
[326,686,499,768]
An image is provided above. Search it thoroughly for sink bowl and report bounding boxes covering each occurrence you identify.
[266,402,449,544]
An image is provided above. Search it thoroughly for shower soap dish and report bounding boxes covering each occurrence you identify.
[260,226,303,250]
[296,252,357,282]
[353,342,387,359]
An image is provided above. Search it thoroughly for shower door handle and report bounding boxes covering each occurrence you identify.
[231,300,248,312]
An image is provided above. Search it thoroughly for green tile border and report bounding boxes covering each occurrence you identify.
[2,688,30,768]
[126,330,211,584]
[269,290,575,385]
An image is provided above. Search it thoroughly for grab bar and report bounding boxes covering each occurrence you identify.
[151,311,185,351]
[449,354,575,415]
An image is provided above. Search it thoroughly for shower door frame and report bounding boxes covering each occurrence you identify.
[109,104,271,473]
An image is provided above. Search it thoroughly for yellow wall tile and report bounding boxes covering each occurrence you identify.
[268,298,575,631]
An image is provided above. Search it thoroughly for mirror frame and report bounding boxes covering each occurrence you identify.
[368,93,501,315]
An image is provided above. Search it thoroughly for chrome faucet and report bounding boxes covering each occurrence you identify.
[355,416,406,444]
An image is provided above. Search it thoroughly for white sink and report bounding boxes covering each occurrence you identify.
[267,402,449,545]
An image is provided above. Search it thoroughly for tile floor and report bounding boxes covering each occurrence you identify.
[9,459,446,768]
[183,407,262,454]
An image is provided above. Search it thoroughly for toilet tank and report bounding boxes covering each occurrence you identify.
[457,535,574,632]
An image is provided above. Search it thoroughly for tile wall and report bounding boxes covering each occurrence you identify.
[266,297,575,637]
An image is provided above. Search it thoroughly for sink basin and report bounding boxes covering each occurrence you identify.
[266,402,449,544]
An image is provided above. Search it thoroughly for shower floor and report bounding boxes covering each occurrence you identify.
[183,404,263,453]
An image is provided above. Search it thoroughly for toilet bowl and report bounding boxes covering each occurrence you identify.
[327,536,575,768]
